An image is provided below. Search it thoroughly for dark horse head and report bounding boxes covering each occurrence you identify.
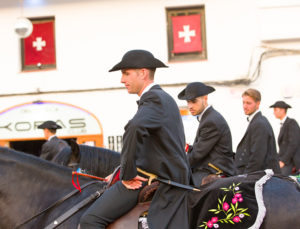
[52,140,120,178]
[0,146,106,229]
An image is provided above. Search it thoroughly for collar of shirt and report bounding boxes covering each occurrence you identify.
[247,109,259,123]
[140,82,157,97]
[48,135,56,141]
[197,105,211,122]
[280,115,287,125]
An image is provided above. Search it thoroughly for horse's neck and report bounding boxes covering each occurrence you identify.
[0,154,71,227]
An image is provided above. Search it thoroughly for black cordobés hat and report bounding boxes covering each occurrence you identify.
[109,49,168,72]
[37,120,62,130]
[178,82,215,100]
[270,101,292,109]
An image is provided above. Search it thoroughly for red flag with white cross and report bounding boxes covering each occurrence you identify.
[171,14,202,54]
[22,18,56,70]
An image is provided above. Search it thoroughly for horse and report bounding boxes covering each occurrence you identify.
[52,140,120,178]
[0,146,107,229]
[1,146,300,229]
[188,171,300,228]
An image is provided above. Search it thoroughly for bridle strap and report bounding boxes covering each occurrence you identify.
[44,189,104,229]
[15,180,102,229]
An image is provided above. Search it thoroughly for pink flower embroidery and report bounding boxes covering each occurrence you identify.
[223,202,229,211]
[235,193,242,198]
[199,182,250,229]
[207,220,214,228]
[211,217,218,223]
[233,216,240,223]
[232,197,238,204]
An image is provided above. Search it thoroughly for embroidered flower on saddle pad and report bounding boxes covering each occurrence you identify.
[199,183,250,228]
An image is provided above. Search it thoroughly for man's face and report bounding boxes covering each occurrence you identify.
[187,96,207,116]
[43,128,51,140]
[121,69,144,96]
[273,107,286,120]
[242,95,260,115]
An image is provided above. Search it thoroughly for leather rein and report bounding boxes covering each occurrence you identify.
[15,180,104,229]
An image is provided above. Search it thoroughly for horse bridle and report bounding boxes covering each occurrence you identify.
[15,180,104,229]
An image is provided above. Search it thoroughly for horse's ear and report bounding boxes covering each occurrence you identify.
[69,139,80,158]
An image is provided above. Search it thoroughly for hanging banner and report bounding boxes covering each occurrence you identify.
[172,14,202,53]
[21,17,56,70]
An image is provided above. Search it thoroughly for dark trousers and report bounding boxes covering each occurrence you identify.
[80,181,141,229]
[191,170,210,187]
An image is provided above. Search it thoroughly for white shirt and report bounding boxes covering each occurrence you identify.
[280,115,287,126]
[247,110,259,123]
[140,82,157,97]
[48,135,56,141]
[197,105,211,122]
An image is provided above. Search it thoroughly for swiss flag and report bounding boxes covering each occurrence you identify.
[22,19,56,69]
[171,14,202,54]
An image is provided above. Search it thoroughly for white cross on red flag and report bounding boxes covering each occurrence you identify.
[171,14,202,54]
[22,19,56,69]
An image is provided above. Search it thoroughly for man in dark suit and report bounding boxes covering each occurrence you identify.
[38,120,68,161]
[270,101,300,175]
[178,82,235,187]
[235,89,281,175]
[80,50,191,229]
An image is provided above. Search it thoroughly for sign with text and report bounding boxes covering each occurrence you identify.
[0,101,102,140]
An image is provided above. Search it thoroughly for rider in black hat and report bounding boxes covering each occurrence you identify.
[270,101,300,175]
[38,120,68,161]
[178,82,215,100]
[270,101,292,109]
[178,82,235,186]
[80,50,191,229]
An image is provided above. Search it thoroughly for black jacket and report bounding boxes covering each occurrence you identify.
[187,106,235,184]
[40,136,68,161]
[235,112,280,174]
[278,117,300,170]
[120,85,191,229]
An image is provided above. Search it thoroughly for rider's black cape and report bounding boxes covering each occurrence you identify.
[120,85,191,229]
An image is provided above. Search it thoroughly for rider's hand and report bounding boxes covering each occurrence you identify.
[279,161,285,168]
[122,175,148,190]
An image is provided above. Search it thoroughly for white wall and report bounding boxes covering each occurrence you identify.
[0,0,300,149]
[0,0,260,93]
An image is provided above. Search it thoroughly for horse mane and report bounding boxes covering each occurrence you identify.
[78,145,120,177]
[51,142,120,178]
[51,146,72,166]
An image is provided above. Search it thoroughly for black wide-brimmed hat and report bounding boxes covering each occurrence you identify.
[178,82,215,100]
[109,49,168,72]
[37,121,62,130]
[270,101,292,109]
